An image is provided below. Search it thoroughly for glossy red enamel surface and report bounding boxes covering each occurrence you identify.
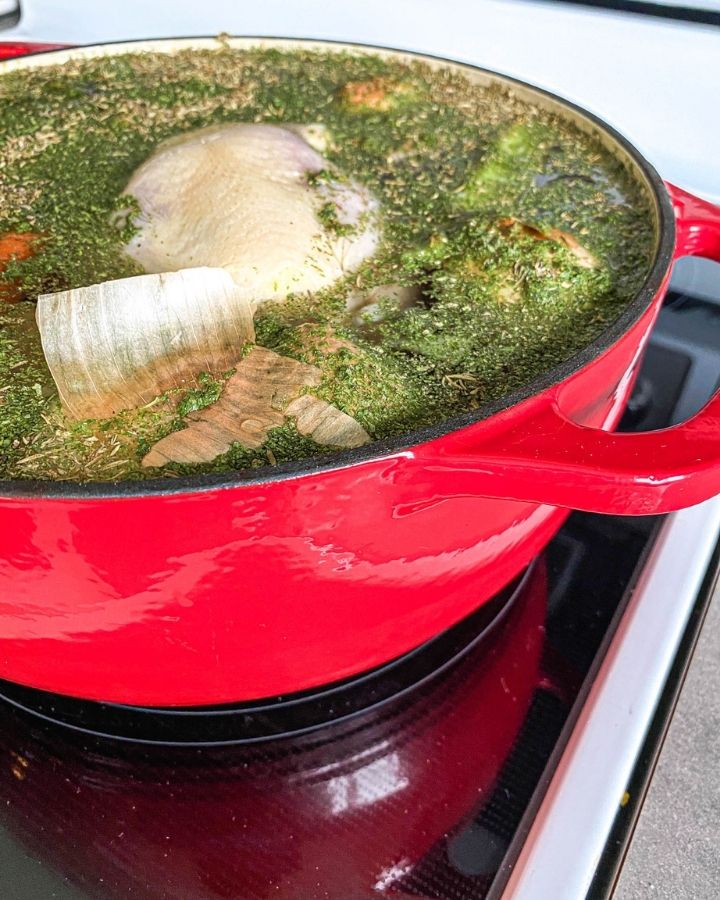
[0,464,563,704]
[0,561,547,899]
[0,43,65,59]
[1,42,720,706]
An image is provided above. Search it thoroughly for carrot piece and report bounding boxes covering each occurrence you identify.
[0,232,43,302]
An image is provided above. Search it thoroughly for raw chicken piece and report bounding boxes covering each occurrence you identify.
[123,124,379,302]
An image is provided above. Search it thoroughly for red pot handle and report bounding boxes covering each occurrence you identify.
[411,183,720,515]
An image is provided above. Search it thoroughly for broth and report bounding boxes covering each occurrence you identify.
[0,47,654,481]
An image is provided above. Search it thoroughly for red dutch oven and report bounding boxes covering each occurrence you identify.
[1,38,719,707]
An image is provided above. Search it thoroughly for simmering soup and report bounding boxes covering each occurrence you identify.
[0,46,654,481]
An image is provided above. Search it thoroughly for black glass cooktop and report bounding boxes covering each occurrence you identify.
[0,257,719,899]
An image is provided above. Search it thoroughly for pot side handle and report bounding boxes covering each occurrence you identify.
[411,183,720,516]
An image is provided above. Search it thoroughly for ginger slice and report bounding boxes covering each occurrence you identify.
[285,394,371,449]
[142,346,371,467]
[142,347,321,467]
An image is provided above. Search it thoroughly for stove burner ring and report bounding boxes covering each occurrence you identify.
[0,563,535,746]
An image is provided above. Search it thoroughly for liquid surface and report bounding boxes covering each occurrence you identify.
[0,47,655,482]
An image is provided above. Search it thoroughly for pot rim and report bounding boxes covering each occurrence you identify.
[0,35,676,500]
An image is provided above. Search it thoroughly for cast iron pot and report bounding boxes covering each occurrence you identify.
[1,38,719,706]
